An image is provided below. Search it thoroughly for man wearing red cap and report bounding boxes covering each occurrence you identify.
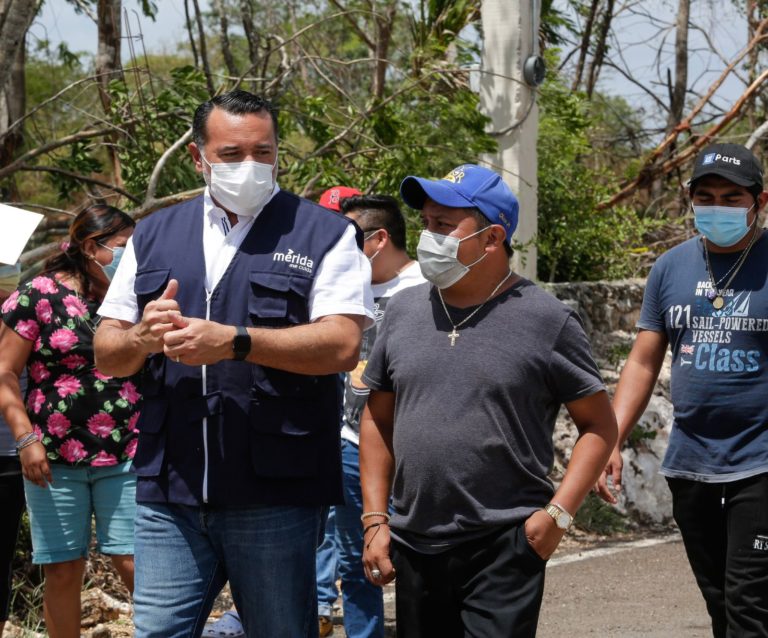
[319,186,362,212]
[598,143,768,637]
[359,164,617,636]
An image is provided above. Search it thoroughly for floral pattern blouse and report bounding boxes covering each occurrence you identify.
[1,275,139,466]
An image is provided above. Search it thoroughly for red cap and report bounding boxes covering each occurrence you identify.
[318,186,362,211]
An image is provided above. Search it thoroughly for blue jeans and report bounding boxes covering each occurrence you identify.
[316,508,339,616]
[134,502,324,638]
[316,440,384,637]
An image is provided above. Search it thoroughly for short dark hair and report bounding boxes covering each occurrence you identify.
[341,195,407,250]
[192,89,279,148]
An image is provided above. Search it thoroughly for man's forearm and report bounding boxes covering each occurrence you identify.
[613,329,668,447]
[243,314,364,375]
[613,358,662,447]
[359,395,396,514]
[555,391,618,514]
[94,322,149,377]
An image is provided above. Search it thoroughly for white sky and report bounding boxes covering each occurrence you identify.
[31,0,193,58]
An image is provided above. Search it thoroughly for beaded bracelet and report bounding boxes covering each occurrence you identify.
[360,511,390,523]
[15,432,39,452]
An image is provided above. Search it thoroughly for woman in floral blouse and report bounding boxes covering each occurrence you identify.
[0,204,137,636]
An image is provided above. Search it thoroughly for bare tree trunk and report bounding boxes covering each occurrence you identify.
[0,0,40,93]
[584,0,614,99]
[95,0,122,110]
[191,0,215,95]
[665,0,689,134]
[372,1,397,99]
[184,0,200,69]
[745,0,763,132]
[0,30,26,199]
[96,0,123,187]
[240,0,261,90]
[571,0,600,92]
[213,0,238,77]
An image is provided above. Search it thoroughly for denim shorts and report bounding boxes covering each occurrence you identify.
[24,461,136,564]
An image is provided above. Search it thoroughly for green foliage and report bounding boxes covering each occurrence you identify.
[107,64,209,198]
[11,0,495,237]
[574,492,628,534]
[628,423,659,446]
[537,52,653,282]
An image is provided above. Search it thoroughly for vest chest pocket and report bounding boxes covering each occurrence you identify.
[134,268,171,314]
[248,271,312,326]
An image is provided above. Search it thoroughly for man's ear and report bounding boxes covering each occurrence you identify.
[757,191,768,211]
[375,229,390,251]
[485,225,507,250]
[188,142,203,173]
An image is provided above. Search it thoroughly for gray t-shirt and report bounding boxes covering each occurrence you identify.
[363,279,604,552]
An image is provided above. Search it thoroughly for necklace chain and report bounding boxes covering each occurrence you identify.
[437,271,513,346]
[702,226,760,305]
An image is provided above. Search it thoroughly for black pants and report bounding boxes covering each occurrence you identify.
[391,523,546,638]
[0,458,25,622]
[668,473,768,638]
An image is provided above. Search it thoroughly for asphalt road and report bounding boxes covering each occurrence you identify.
[353,533,713,637]
[538,534,711,637]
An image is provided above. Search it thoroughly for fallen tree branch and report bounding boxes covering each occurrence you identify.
[18,165,141,204]
[597,66,768,210]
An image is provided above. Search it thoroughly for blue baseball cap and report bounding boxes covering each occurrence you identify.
[400,164,519,245]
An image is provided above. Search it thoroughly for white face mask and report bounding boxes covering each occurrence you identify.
[416,227,488,289]
[364,230,381,263]
[201,152,276,217]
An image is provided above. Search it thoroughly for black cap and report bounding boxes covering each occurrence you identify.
[690,143,764,191]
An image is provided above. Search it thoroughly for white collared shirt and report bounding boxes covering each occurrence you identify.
[98,186,374,325]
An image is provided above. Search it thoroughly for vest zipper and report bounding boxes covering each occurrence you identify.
[201,288,213,503]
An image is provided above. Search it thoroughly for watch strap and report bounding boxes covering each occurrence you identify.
[544,502,574,531]
[232,325,251,361]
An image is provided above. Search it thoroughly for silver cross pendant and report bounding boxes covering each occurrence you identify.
[448,328,460,346]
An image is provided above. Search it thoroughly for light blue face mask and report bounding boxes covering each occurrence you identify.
[97,244,125,281]
[693,204,754,248]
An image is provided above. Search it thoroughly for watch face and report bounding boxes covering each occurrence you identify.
[556,512,571,529]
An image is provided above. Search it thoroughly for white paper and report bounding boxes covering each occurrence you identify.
[0,204,44,265]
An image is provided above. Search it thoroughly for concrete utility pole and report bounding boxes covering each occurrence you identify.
[479,0,540,280]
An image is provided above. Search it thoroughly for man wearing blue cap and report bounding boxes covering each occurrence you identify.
[358,164,617,636]
[598,143,768,637]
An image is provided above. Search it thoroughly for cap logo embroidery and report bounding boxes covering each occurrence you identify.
[442,167,465,184]
[705,153,741,166]
[498,212,510,228]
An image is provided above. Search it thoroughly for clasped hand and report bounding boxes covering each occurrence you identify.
[138,279,234,366]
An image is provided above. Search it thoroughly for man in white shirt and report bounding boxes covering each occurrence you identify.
[94,89,373,638]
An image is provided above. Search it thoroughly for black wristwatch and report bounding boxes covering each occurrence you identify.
[232,326,251,361]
